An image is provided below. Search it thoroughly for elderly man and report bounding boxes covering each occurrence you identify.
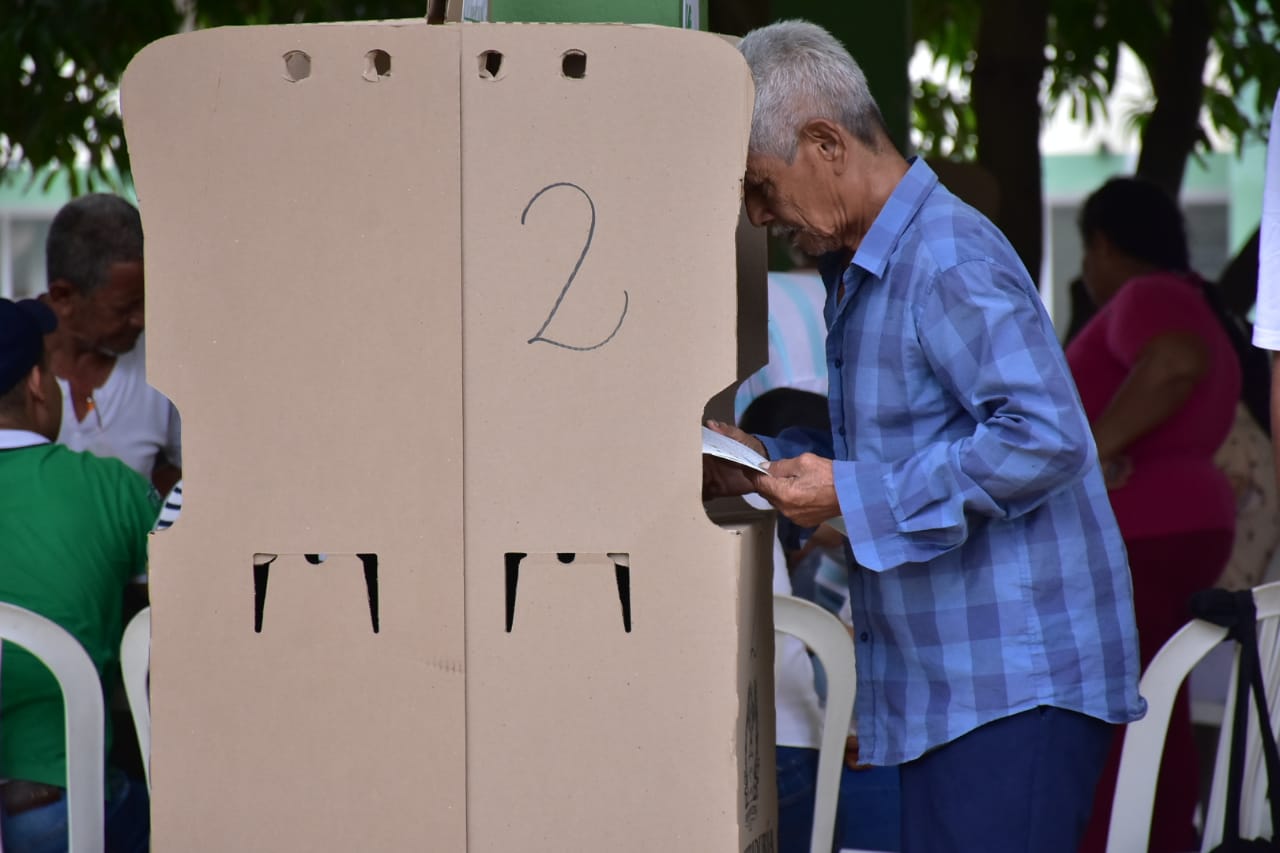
[705,21,1144,853]
[42,193,182,496]
[0,298,157,851]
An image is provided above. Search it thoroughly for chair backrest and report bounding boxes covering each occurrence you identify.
[1199,582,1280,849]
[1107,580,1280,853]
[120,607,151,791]
[0,601,105,853]
[773,593,858,853]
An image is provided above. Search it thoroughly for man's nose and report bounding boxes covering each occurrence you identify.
[744,194,773,228]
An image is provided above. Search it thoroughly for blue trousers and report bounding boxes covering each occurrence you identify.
[777,746,903,853]
[0,768,149,853]
[899,706,1113,853]
[838,764,901,852]
[777,746,821,853]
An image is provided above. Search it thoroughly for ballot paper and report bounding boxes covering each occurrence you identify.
[702,426,849,538]
[701,426,770,473]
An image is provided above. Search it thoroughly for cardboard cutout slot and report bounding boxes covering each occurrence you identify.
[252,552,380,633]
[504,552,632,633]
[282,50,311,82]
[561,50,586,79]
[478,50,504,80]
[363,49,391,81]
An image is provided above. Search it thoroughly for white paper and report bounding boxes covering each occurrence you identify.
[702,426,848,537]
[701,426,769,473]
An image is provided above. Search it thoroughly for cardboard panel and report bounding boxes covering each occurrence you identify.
[121,21,466,851]
[123,19,772,852]
[459,24,774,852]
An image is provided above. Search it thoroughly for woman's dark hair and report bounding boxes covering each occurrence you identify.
[1078,177,1190,272]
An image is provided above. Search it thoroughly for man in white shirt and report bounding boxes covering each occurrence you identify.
[40,194,182,496]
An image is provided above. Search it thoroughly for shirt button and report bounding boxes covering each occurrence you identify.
[839,427,847,436]
[860,632,869,642]
[834,358,843,368]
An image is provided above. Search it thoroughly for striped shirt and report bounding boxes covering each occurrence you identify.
[155,479,183,532]
[760,159,1145,765]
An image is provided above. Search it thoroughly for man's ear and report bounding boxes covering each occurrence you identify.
[46,279,78,315]
[800,119,847,170]
[25,365,46,402]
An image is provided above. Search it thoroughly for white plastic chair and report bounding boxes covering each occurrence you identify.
[1107,580,1280,853]
[119,607,151,791]
[0,601,105,853]
[774,593,858,853]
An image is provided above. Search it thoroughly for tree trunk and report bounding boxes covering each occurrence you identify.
[972,0,1050,286]
[1134,0,1216,197]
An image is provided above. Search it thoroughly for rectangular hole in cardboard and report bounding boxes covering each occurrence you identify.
[252,552,380,634]
[504,552,631,633]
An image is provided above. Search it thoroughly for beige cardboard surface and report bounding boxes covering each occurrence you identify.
[457,23,771,852]
[122,19,772,852]
[123,21,466,851]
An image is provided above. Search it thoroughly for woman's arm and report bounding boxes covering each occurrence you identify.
[1091,330,1208,461]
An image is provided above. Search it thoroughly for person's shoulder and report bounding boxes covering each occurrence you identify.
[1117,272,1203,307]
[47,444,156,499]
[913,187,1023,277]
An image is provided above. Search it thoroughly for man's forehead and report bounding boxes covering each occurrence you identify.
[744,152,775,181]
[94,260,145,299]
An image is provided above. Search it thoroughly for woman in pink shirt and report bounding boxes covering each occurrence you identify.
[1068,177,1241,853]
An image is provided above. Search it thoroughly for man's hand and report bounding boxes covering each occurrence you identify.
[705,420,767,456]
[702,420,767,500]
[748,452,840,528]
[844,735,872,771]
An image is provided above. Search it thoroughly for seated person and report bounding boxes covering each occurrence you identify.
[742,387,901,853]
[42,193,182,497]
[0,298,160,853]
[737,271,902,851]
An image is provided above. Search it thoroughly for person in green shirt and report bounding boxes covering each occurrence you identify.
[0,297,160,852]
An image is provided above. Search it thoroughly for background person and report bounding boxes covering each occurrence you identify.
[0,297,158,852]
[1066,176,1242,853]
[1252,90,1280,493]
[41,193,182,497]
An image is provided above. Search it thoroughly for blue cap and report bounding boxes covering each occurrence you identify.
[0,299,57,396]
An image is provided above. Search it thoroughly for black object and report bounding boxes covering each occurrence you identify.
[1189,588,1280,852]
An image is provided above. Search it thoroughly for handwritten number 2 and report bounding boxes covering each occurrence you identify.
[522,182,629,351]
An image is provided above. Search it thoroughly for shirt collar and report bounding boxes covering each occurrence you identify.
[0,430,51,450]
[849,156,938,280]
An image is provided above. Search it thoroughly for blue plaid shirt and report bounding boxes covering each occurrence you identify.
[760,159,1145,765]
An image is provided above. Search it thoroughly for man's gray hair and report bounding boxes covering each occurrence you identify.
[739,20,887,162]
[45,193,143,294]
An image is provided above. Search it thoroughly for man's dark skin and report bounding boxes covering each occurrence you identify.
[42,257,182,496]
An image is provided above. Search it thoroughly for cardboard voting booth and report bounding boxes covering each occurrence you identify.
[122,18,774,852]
